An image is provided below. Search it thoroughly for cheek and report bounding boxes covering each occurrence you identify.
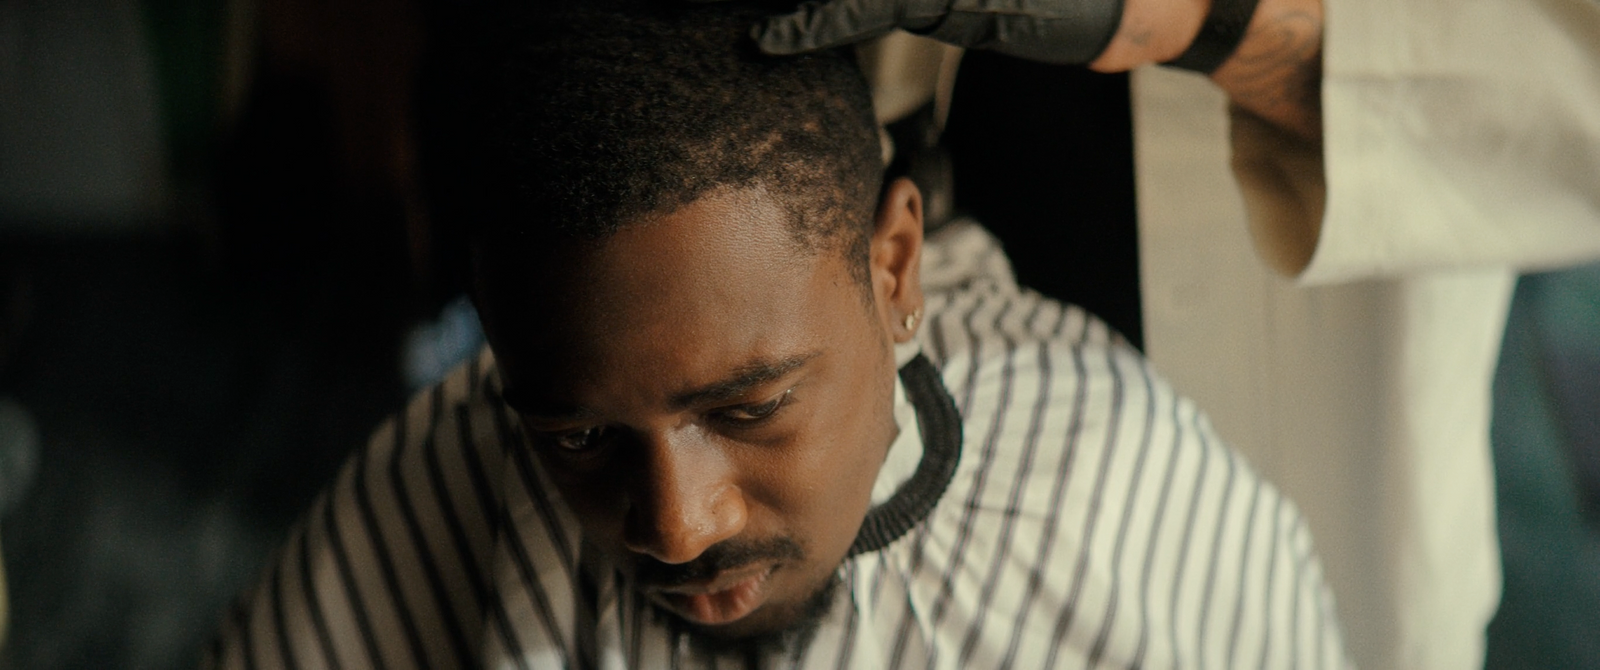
[746,365,896,536]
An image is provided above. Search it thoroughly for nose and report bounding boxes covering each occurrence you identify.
[621,430,747,564]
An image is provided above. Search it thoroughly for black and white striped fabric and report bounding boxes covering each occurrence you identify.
[208,221,1350,669]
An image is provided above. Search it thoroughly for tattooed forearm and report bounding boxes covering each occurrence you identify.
[1211,2,1324,141]
[1088,0,1324,139]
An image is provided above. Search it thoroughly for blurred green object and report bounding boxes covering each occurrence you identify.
[138,0,230,195]
[1,533,8,655]
[1485,263,1600,669]
[0,397,36,657]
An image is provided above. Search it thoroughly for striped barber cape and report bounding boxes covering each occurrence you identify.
[208,221,1351,669]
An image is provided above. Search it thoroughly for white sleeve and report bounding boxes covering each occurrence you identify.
[1135,23,1521,666]
[1230,0,1600,284]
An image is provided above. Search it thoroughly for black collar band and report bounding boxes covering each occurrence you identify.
[847,354,964,557]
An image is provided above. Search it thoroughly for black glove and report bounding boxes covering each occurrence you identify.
[751,0,1124,65]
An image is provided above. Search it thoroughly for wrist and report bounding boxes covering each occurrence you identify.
[1211,0,1324,140]
[1088,0,1211,72]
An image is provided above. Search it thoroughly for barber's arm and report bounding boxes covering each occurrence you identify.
[753,0,1323,140]
[1098,0,1321,140]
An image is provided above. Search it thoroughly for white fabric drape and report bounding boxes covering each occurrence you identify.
[1135,1,1600,666]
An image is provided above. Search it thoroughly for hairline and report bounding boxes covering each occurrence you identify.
[467,181,880,303]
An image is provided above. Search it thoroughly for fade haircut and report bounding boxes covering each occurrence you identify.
[418,1,885,285]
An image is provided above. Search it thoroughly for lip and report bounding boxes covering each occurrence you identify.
[648,564,777,626]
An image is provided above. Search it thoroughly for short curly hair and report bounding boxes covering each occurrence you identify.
[418,1,885,284]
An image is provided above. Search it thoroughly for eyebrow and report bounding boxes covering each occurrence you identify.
[667,351,820,411]
[501,350,820,421]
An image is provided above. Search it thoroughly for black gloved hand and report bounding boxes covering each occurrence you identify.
[750,0,1124,65]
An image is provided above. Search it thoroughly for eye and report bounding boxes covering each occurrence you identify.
[717,389,792,423]
[544,425,614,453]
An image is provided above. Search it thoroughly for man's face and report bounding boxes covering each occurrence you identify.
[475,186,912,641]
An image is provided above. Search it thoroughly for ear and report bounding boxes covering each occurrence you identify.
[869,177,926,344]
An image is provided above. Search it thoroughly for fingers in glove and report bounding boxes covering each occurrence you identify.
[931,2,1121,64]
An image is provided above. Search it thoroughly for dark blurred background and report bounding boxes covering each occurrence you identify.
[0,1,1594,668]
[0,1,445,666]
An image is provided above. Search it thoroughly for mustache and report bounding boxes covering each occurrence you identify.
[634,537,804,587]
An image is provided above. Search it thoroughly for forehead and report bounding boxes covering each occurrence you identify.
[473,188,862,396]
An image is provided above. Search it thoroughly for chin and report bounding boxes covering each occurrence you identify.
[665,572,842,657]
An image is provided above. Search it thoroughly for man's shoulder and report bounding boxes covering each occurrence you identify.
[918,221,1138,388]
[206,347,526,668]
[903,271,1351,667]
